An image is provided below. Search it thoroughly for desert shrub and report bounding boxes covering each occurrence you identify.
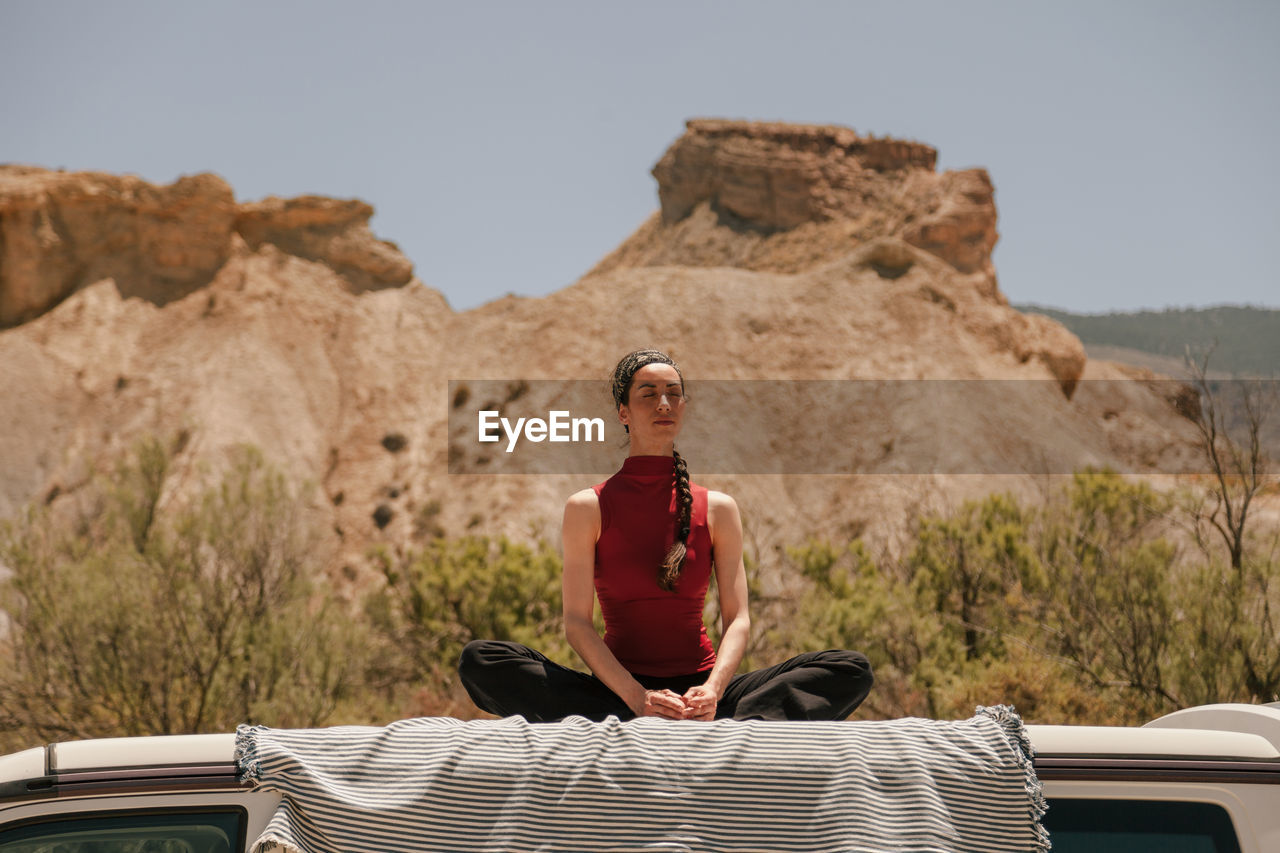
[774,469,1277,724]
[0,437,362,750]
[366,534,569,715]
[372,466,1278,721]
[778,538,935,718]
[906,494,1046,666]
[1032,471,1182,720]
[933,644,1127,724]
[1174,540,1280,706]
[9,434,1267,741]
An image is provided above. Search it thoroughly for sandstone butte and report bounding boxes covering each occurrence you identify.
[0,119,1214,587]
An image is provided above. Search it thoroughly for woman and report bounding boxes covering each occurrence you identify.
[458,349,873,721]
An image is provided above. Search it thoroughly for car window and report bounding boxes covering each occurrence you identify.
[0,808,242,853]
[1044,798,1242,853]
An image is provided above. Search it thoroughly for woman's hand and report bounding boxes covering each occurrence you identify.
[633,689,689,720]
[681,684,719,721]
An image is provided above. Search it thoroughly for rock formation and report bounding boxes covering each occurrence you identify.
[593,120,1075,394]
[651,119,938,229]
[235,195,414,294]
[0,121,1211,584]
[596,119,998,279]
[0,167,235,327]
[0,167,409,328]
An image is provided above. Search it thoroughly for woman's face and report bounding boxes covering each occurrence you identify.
[619,363,686,443]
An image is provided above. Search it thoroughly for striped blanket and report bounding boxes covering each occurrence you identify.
[235,706,1048,853]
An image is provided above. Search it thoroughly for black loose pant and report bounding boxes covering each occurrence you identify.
[458,640,874,722]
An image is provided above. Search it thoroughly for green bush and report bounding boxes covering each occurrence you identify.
[0,437,363,750]
[775,470,1278,724]
[1033,472,1180,719]
[367,533,570,715]
[5,437,1274,738]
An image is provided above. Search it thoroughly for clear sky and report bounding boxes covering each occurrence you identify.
[3,0,1276,313]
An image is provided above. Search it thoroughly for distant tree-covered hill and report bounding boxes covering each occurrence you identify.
[1016,305,1280,376]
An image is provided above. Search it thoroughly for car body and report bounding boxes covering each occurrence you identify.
[1032,704,1280,851]
[1,703,1278,852]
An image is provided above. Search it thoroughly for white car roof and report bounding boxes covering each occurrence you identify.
[1144,702,1280,751]
[0,748,45,786]
[51,733,238,771]
[0,734,237,786]
[1027,724,1279,759]
[5,705,1280,785]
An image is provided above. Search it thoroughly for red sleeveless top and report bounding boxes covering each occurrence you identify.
[592,455,717,677]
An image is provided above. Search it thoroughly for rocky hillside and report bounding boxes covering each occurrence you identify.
[0,121,1208,585]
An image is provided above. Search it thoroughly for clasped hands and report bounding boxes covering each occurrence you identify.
[635,684,718,721]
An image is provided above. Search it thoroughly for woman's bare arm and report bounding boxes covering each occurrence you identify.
[683,490,751,720]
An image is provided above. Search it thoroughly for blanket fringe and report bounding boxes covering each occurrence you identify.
[252,833,303,853]
[234,723,264,784]
[977,704,1051,853]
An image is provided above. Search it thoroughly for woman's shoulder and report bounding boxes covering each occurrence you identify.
[705,489,740,518]
[564,487,600,512]
[562,488,601,540]
[705,490,742,545]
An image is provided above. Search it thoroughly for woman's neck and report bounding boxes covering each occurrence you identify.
[627,439,675,458]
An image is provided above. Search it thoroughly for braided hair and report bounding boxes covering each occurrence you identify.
[610,349,693,593]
